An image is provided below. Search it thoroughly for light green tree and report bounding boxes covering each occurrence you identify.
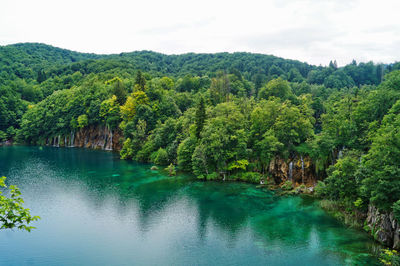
[0,176,40,231]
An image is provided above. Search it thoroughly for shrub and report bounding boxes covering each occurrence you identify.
[136,140,154,162]
[120,138,134,159]
[314,181,327,198]
[281,180,293,191]
[206,172,219,180]
[240,172,262,183]
[0,131,6,142]
[151,148,169,165]
[164,163,176,176]
[380,249,400,266]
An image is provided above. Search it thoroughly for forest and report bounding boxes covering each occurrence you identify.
[1,42,400,251]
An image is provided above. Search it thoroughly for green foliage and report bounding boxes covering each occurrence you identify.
[192,144,208,178]
[281,180,293,191]
[100,95,120,129]
[120,138,134,159]
[228,160,249,171]
[393,200,400,222]
[177,137,197,172]
[0,176,40,231]
[379,249,400,266]
[314,181,327,198]
[151,148,169,165]
[353,198,364,209]
[361,101,400,210]
[232,172,262,183]
[0,130,6,142]
[77,114,88,129]
[206,172,219,181]
[4,43,400,230]
[165,163,176,176]
[324,151,361,202]
[258,78,292,100]
[195,97,206,139]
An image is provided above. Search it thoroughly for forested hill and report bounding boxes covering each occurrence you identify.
[2,43,398,87]
[0,43,100,81]
[2,42,400,248]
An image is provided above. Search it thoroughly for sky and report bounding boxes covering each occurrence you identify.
[1,0,399,66]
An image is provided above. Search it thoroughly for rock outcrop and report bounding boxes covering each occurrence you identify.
[45,125,122,151]
[268,155,316,186]
[367,205,400,249]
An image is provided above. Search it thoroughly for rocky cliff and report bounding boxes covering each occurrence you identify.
[367,205,400,249]
[45,125,122,151]
[268,155,316,186]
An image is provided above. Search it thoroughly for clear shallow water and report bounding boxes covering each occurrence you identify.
[0,146,380,266]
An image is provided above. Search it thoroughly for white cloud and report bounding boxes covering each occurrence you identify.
[1,0,399,66]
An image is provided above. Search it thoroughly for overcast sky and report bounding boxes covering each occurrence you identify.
[1,0,399,66]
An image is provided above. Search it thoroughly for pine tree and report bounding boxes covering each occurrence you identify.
[195,97,206,139]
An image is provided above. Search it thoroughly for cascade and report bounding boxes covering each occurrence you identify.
[71,132,75,147]
[64,136,67,147]
[57,135,60,147]
[301,156,305,183]
[108,130,113,150]
[288,161,293,181]
[338,146,345,160]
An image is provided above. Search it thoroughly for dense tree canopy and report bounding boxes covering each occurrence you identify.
[1,42,400,219]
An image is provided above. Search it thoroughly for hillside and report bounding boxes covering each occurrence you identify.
[1,42,400,249]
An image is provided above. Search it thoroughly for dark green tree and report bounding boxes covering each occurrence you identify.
[195,97,206,139]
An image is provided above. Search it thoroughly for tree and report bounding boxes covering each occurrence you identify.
[105,77,127,105]
[120,91,149,121]
[200,102,248,174]
[0,176,40,231]
[36,69,46,83]
[361,102,400,210]
[100,95,120,129]
[258,78,292,100]
[135,70,146,91]
[195,97,206,139]
[324,151,361,202]
[177,136,197,172]
[77,114,88,128]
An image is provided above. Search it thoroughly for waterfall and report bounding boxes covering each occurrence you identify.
[53,137,56,147]
[338,146,345,160]
[98,126,102,148]
[64,136,67,147]
[108,130,113,150]
[57,135,60,147]
[301,156,305,184]
[70,131,75,147]
[288,161,293,181]
[103,125,107,150]
[105,130,112,151]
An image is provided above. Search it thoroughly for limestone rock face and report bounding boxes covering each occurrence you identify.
[367,205,400,249]
[46,125,122,151]
[268,155,316,185]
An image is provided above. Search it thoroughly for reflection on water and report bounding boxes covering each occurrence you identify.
[0,146,380,265]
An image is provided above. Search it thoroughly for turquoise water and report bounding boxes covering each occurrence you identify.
[0,146,380,265]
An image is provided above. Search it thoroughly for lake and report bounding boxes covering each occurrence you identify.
[0,146,380,265]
